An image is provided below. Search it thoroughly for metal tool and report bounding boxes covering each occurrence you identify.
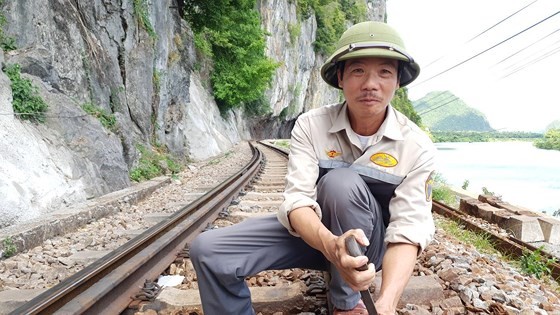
[345,235,378,315]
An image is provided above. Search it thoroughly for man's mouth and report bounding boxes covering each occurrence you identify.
[359,96,382,102]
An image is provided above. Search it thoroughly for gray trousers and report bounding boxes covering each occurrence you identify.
[190,168,386,314]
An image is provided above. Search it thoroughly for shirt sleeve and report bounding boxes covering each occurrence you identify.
[277,116,322,236]
[384,143,436,254]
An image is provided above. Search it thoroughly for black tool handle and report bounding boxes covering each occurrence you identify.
[345,235,368,271]
[345,235,379,315]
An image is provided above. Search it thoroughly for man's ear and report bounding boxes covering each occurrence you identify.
[337,68,343,88]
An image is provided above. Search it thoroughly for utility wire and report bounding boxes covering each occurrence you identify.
[423,0,539,68]
[418,94,457,115]
[493,27,560,66]
[412,10,560,88]
[501,45,560,78]
[465,0,540,43]
[0,112,91,119]
[500,37,560,71]
[418,96,460,116]
[411,91,453,108]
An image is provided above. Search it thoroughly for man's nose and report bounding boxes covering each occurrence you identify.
[362,73,380,90]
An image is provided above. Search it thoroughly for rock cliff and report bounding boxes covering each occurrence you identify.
[0,0,385,227]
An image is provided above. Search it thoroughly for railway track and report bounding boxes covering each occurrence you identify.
[9,141,560,314]
[10,144,264,314]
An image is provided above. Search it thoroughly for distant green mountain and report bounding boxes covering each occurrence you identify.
[545,120,560,131]
[413,91,494,132]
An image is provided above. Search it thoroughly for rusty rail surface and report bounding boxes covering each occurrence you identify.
[12,144,264,315]
[432,200,560,280]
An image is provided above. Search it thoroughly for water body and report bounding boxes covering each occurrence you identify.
[435,141,560,215]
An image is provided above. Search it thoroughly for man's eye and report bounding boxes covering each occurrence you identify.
[351,68,364,74]
[380,69,394,76]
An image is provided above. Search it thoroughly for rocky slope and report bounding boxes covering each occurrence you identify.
[1,0,377,227]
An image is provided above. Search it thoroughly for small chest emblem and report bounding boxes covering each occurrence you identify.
[325,149,342,159]
[370,152,398,167]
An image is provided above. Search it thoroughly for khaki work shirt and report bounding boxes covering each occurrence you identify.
[278,102,436,252]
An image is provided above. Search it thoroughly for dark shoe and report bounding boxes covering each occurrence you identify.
[333,300,368,315]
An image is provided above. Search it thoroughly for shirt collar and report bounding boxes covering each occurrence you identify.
[329,102,404,141]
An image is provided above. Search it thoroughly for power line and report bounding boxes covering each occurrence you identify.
[418,96,460,116]
[0,112,91,119]
[501,36,560,71]
[423,0,539,68]
[411,10,560,88]
[466,0,540,43]
[414,92,457,113]
[501,45,560,78]
[411,91,452,108]
[493,27,560,67]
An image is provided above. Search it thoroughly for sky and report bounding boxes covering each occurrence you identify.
[386,0,560,132]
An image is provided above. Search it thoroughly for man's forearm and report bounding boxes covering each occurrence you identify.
[375,242,418,311]
[288,206,335,256]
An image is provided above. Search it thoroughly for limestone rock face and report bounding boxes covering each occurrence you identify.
[0,0,385,227]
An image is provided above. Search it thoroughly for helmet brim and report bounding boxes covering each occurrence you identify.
[321,47,420,89]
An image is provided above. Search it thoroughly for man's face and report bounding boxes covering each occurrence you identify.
[337,57,400,117]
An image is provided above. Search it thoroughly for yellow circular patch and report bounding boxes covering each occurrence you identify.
[370,153,398,167]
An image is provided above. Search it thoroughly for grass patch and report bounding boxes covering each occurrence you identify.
[431,172,458,207]
[0,0,16,51]
[130,145,182,182]
[273,139,290,149]
[207,151,233,166]
[2,237,17,258]
[435,217,498,255]
[518,246,557,279]
[3,64,49,123]
[81,102,117,132]
[132,0,157,40]
[288,22,301,45]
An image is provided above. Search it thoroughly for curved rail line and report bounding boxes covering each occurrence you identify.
[12,144,264,315]
[432,201,560,279]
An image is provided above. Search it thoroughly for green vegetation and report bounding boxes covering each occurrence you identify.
[130,145,182,182]
[534,128,560,151]
[273,139,290,149]
[432,130,542,143]
[295,0,366,55]
[2,237,17,258]
[413,91,493,132]
[0,0,16,51]
[461,179,469,190]
[435,218,497,255]
[519,246,557,279]
[132,0,157,40]
[288,22,301,45]
[81,102,117,132]
[153,69,164,96]
[431,172,457,207]
[392,87,422,126]
[3,64,49,123]
[207,151,234,166]
[481,187,500,197]
[183,0,278,113]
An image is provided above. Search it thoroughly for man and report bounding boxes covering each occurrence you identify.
[191,21,436,315]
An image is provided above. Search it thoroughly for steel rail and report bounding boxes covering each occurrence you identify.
[12,144,263,315]
[432,200,560,280]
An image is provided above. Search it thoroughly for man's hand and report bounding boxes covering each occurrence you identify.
[288,207,376,291]
[323,229,376,291]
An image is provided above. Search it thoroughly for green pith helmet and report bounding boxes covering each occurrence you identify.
[320,21,420,89]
